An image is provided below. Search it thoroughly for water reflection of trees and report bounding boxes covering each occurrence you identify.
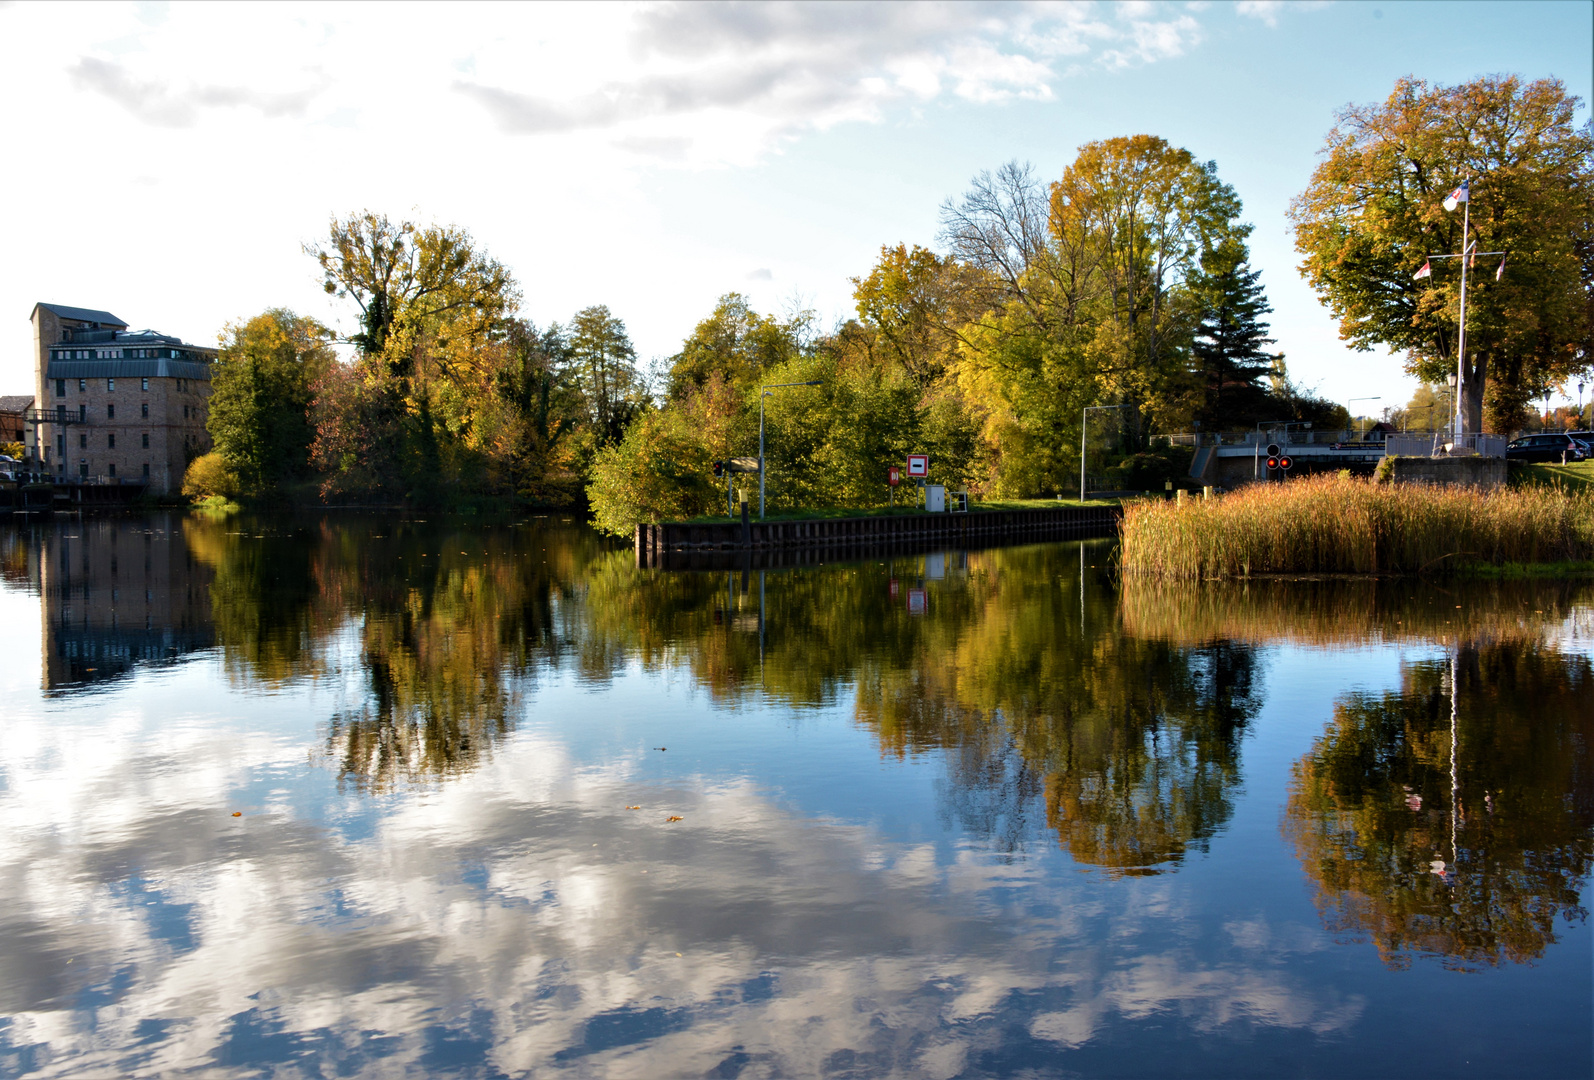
[583,544,1264,872]
[1284,644,1594,969]
[187,516,617,789]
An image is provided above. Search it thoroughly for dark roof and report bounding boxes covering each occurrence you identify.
[0,395,34,414]
[47,359,212,381]
[33,303,129,328]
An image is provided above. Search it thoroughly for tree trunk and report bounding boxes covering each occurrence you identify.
[1461,353,1488,435]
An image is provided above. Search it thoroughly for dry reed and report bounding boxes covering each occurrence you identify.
[1120,474,1594,578]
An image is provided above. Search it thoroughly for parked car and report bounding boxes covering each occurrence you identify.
[1505,433,1589,463]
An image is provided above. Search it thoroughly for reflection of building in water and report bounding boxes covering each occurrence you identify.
[39,514,214,692]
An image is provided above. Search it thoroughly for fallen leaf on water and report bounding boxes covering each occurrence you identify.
[626,806,642,810]
[666,816,683,822]
[231,812,241,817]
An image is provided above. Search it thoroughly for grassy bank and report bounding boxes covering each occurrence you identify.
[1121,473,1594,578]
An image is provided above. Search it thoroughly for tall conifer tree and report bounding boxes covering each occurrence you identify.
[1191,241,1277,429]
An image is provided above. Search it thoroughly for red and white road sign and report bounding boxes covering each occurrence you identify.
[906,454,929,478]
[887,466,901,487]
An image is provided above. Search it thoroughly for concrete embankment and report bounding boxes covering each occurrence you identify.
[636,505,1121,569]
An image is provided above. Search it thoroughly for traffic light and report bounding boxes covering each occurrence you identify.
[712,460,725,478]
[1266,456,1280,470]
[1266,442,1281,457]
[1278,455,1293,471]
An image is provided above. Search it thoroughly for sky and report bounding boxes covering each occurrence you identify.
[1,0,1589,420]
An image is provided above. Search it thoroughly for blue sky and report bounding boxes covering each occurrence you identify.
[1,1,1589,419]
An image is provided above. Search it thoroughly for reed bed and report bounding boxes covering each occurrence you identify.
[1120,473,1594,578]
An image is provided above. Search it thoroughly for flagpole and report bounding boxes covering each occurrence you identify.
[1455,182,1469,438]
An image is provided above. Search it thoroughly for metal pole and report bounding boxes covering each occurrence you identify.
[1080,408,1087,501]
[1455,188,1470,439]
[759,393,766,519]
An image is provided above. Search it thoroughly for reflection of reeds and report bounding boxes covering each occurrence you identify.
[1121,474,1594,578]
[1121,575,1591,647]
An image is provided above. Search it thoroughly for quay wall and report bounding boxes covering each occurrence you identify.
[636,505,1120,568]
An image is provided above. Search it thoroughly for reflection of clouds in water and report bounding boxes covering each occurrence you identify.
[0,719,1363,1077]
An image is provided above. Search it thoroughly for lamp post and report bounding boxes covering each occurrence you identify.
[1081,404,1132,501]
[1347,396,1380,438]
[759,380,821,519]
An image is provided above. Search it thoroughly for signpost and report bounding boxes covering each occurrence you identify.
[887,465,900,509]
[906,454,928,478]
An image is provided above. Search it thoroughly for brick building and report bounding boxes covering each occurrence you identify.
[30,303,216,494]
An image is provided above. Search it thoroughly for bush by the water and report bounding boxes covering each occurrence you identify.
[1121,473,1594,577]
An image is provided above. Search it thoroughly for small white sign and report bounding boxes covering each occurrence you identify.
[906,454,929,477]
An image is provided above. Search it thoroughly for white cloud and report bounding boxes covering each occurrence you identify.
[1236,0,1285,27]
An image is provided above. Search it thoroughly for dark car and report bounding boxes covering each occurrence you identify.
[1505,433,1589,463]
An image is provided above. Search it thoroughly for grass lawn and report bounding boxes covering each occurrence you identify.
[679,495,1115,525]
[1513,460,1594,492]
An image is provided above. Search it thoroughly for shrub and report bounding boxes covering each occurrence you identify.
[182,452,240,499]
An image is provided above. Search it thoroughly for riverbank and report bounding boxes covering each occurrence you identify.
[1120,473,1594,578]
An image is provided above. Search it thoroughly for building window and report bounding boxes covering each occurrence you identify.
[142,463,150,477]
[108,463,116,478]
[78,379,86,392]
[108,434,116,449]
[141,402,149,417]
[56,435,64,456]
[79,461,88,478]
[107,404,115,419]
[141,377,149,391]
[55,379,65,398]
[79,433,87,449]
[141,433,149,448]
[107,378,115,392]
[183,405,189,419]
[78,405,86,422]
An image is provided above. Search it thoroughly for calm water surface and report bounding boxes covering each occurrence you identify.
[0,514,1589,1078]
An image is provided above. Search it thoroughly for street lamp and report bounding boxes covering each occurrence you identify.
[759,380,821,519]
[1081,404,1132,501]
[1347,396,1380,438]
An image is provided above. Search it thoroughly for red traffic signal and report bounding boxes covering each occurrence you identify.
[712,461,725,478]
[1279,455,1293,470]
[1266,456,1279,470]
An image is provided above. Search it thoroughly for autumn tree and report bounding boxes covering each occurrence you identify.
[664,293,800,400]
[208,309,335,496]
[1291,75,1594,433]
[851,245,983,390]
[305,212,521,500]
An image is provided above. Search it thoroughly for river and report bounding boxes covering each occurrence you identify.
[0,513,1588,1078]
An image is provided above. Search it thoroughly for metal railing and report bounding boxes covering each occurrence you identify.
[1385,433,1506,458]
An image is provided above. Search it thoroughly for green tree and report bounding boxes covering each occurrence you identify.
[569,305,645,446]
[586,408,717,537]
[208,309,334,495]
[1290,75,1594,433]
[1190,240,1278,428]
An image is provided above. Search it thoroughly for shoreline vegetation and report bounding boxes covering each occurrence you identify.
[1120,473,1594,579]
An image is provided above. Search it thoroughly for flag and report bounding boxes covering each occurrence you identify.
[1414,260,1432,280]
[1442,181,1470,212]
[1496,257,1505,281]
